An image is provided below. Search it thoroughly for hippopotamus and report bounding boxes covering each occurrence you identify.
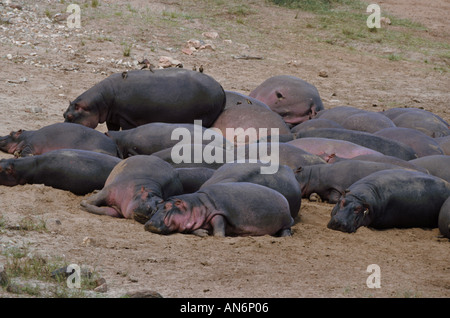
[409,155,450,183]
[0,149,121,195]
[327,169,450,233]
[174,167,215,193]
[144,182,294,237]
[374,127,444,157]
[438,196,450,238]
[200,162,302,219]
[340,111,396,133]
[224,90,271,110]
[80,155,184,223]
[249,75,324,126]
[287,137,384,159]
[294,128,418,161]
[351,154,428,174]
[295,160,410,203]
[290,118,344,133]
[315,106,366,125]
[211,101,291,145]
[63,68,226,130]
[381,107,450,137]
[0,123,120,158]
[106,122,229,158]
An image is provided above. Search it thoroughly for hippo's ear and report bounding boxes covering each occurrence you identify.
[275,91,284,100]
[174,199,187,211]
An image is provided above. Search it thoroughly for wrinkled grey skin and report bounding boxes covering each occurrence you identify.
[63,68,226,130]
[409,155,450,183]
[328,169,450,233]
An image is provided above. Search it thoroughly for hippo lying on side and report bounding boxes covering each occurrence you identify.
[201,162,302,219]
[144,182,294,237]
[295,160,411,203]
[0,149,121,195]
[80,155,184,223]
[438,196,450,239]
[63,68,226,130]
[327,169,450,233]
[0,123,120,158]
[106,122,229,158]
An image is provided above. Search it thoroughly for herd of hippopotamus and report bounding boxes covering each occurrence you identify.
[1,68,449,238]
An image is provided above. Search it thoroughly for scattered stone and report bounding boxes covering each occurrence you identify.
[7,77,27,84]
[158,56,182,68]
[202,31,219,39]
[318,70,328,78]
[94,282,108,293]
[223,39,233,44]
[380,17,391,26]
[82,236,96,247]
[6,54,13,60]
[0,269,9,287]
[25,106,42,113]
[123,289,164,298]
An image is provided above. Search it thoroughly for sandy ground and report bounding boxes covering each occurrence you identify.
[0,0,449,299]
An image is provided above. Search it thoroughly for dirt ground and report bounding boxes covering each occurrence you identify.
[0,0,449,299]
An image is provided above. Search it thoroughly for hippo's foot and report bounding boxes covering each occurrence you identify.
[277,228,292,237]
[309,193,322,202]
[192,229,210,237]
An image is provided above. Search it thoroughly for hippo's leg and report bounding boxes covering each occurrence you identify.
[211,215,226,237]
[80,190,122,217]
[192,229,209,237]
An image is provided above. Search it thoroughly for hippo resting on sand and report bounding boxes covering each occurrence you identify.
[80,155,183,223]
[0,123,119,158]
[144,182,294,237]
[249,75,324,126]
[0,149,121,195]
[63,68,226,130]
[327,169,450,233]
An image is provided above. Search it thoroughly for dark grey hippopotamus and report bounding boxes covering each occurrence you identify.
[351,154,428,174]
[106,122,228,158]
[80,155,184,223]
[0,149,121,195]
[409,155,450,183]
[249,75,324,126]
[434,136,450,156]
[174,167,215,193]
[381,107,450,138]
[0,123,120,158]
[63,68,226,130]
[295,160,410,203]
[200,162,302,219]
[144,182,294,237]
[327,169,450,233]
[293,128,418,161]
[315,106,365,125]
[374,127,444,157]
[291,118,344,133]
[438,196,450,239]
[340,111,396,133]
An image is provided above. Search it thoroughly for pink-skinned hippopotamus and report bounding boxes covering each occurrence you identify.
[0,149,121,195]
[438,196,450,239]
[249,75,324,126]
[327,169,450,233]
[144,182,294,237]
[63,68,226,130]
[80,155,184,223]
[0,123,120,158]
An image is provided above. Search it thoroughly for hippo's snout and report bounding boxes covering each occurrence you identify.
[327,217,356,233]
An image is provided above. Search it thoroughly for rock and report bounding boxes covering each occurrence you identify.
[380,17,391,26]
[318,70,328,78]
[25,106,42,113]
[94,282,108,293]
[158,56,182,68]
[202,31,219,39]
[6,54,13,60]
[123,289,164,298]
[82,236,95,247]
[0,269,9,287]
